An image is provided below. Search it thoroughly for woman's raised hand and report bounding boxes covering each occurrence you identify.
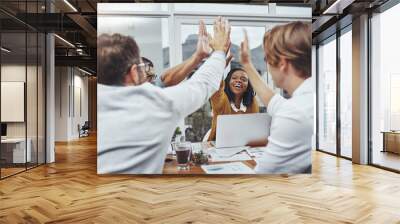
[240,29,252,67]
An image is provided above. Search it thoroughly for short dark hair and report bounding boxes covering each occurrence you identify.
[141,57,153,67]
[224,67,255,107]
[97,33,140,85]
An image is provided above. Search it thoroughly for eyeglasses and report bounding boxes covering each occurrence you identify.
[124,62,157,82]
[144,63,153,73]
[146,72,157,82]
[137,62,146,71]
[142,63,158,81]
[125,62,145,73]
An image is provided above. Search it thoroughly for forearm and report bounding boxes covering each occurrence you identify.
[161,53,204,87]
[243,63,275,107]
[163,51,226,118]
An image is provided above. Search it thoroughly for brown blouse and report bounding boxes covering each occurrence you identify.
[208,81,259,141]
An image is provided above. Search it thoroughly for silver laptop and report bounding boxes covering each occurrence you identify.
[216,113,271,148]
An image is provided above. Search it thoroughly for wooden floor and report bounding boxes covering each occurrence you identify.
[372,151,400,171]
[1,135,400,223]
[1,167,26,178]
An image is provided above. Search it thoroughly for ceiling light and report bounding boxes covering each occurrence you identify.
[323,0,355,15]
[78,67,93,76]
[63,0,78,12]
[1,47,11,53]
[54,34,75,48]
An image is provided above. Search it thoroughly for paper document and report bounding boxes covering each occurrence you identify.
[208,147,252,162]
[209,151,252,162]
[246,147,268,158]
[201,162,255,174]
[212,146,250,157]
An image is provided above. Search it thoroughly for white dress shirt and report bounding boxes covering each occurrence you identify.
[255,78,314,174]
[97,51,226,174]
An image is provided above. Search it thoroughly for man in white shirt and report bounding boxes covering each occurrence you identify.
[240,22,313,174]
[97,17,231,174]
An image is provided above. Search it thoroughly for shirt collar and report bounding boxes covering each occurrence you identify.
[292,78,313,97]
[230,101,247,112]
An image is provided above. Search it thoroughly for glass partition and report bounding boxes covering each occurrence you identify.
[317,36,337,155]
[370,3,400,171]
[38,33,45,165]
[27,30,38,169]
[339,28,352,158]
[1,30,28,177]
[0,1,46,179]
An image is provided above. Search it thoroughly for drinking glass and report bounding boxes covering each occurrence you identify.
[175,142,192,170]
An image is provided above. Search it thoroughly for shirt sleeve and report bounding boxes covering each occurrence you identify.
[163,51,226,119]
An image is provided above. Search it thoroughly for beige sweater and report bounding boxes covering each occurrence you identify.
[208,81,259,141]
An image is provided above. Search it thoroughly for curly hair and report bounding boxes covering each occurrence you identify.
[224,67,255,107]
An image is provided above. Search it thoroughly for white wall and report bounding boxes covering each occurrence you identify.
[1,63,46,163]
[55,67,89,141]
[1,65,31,138]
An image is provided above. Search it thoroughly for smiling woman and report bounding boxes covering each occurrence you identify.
[208,67,259,141]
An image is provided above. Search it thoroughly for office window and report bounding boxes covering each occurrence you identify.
[97,16,170,75]
[371,3,400,171]
[180,24,266,77]
[339,28,352,158]
[390,74,400,130]
[312,45,317,150]
[317,37,337,154]
[97,3,169,14]
[275,6,312,17]
[174,3,269,15]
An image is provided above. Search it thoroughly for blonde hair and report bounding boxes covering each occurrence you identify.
[263,21,311,78]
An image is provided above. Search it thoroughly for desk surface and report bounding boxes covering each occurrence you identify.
[163,143,258,174]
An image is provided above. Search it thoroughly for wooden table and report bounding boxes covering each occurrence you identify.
[163,143,258,174]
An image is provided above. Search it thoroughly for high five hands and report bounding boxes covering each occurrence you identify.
[195,17,231,64]
[240,29,252,67]
[195,20,211,60]
[208,17,231,54]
